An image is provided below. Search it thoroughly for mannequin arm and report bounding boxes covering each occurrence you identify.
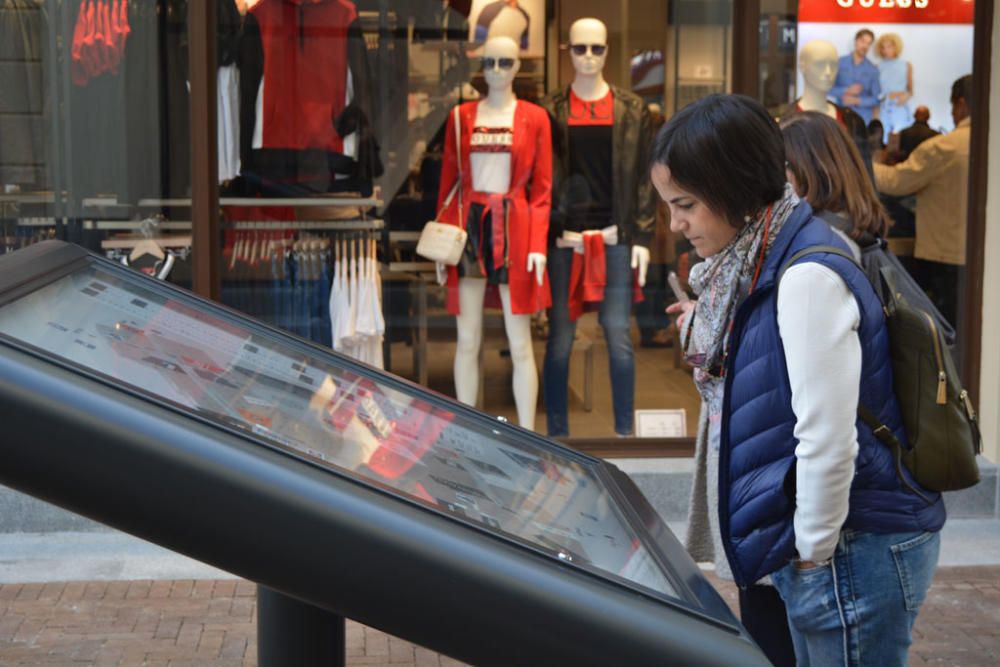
[526,253,547,287]
[435,262,448,286]
[528,110,553,256]
[630,245,649,288]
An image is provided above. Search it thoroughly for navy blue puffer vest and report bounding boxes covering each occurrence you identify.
[718,202,946,588]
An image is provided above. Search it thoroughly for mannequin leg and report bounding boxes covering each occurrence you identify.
[454,278,487,406]
[598,245,636,435]
[498,284,538,430]
[542,246,576,436]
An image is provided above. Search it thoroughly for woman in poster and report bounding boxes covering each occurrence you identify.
[876,33,913,142]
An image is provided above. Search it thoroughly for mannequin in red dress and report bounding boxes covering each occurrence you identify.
[435,36,552,429]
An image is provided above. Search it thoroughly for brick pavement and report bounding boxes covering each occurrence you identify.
[0,568,996,666]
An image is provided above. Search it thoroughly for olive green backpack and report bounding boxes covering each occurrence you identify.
[780,246,982,503]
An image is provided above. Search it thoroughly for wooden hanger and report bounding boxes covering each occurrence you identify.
[128,237,166,262]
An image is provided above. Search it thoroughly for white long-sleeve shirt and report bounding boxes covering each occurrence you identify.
[776,234,863,563]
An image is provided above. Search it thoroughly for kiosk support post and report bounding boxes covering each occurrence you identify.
[257,586,346,667]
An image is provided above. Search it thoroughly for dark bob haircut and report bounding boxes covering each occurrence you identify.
[650,94,786,227]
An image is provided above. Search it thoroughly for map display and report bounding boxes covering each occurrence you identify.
[0,264,675,599]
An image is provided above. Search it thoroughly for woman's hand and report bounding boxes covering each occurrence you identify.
[666,299,696,331]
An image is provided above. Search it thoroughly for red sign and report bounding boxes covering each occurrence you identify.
[798,0,975,24]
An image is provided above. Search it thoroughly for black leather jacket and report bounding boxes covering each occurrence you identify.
[540,85,656,247]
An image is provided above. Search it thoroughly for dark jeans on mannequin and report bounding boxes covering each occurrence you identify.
[543,244,635,436]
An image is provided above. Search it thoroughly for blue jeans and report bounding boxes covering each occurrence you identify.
[771,529,940,667]
[543,244,634,436]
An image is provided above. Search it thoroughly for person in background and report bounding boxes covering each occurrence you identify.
[898,105,939,160]
[782,111,890,252]
[876,33,913,143]
[867,118,886,154]
[657,94,944,666]
[873,74,971,326]
[830,28,881,125]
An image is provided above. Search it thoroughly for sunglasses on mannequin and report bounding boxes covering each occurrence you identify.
[481,57,517,70]
[570,44,607,56]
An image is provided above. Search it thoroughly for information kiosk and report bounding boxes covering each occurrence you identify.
[0,242,768,666]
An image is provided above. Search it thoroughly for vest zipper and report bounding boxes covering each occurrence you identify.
[923,311,947,405]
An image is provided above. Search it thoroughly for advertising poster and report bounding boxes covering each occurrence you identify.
[797,0,974,133]
[468,0,546,58]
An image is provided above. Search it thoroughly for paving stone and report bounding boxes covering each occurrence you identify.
[0,569,995,665]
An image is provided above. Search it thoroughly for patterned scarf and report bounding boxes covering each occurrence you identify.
[687,183,800,422]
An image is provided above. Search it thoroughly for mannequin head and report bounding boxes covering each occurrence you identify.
[799,40,839,95]
[481,37,521,91]
[568,18,608,76]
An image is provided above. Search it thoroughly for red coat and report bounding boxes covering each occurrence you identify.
[437,100,552,315]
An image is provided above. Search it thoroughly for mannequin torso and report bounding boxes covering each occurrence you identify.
[470,98,516,194]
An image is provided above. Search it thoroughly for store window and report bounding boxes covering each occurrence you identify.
[1,0,192,285]
[758,0,977,370]
[1,1,753,441]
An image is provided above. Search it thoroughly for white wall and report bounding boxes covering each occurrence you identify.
[980,8,1000,464]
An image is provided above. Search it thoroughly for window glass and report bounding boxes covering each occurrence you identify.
[0,0,192,284]
[763,0,975,366]
[3,1,746,440]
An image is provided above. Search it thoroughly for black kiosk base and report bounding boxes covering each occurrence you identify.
[257,587,346,667]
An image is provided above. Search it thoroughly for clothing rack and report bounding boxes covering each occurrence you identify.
[101,235,193,250]
[226,220,385,231]
[91,220,192,231]
[137,197,384,209]
[5,216,58,227]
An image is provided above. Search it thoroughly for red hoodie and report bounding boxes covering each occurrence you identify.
[251,0,356,152]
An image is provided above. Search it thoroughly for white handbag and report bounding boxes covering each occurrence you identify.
[417,107,467,266]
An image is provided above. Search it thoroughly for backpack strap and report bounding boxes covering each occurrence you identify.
[858,405,933,505]
[777,245,935,505]
[776,245,858,284]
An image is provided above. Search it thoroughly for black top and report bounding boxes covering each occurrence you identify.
[566,90,614,230]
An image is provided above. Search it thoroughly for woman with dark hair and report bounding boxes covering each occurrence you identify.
[655,94,944,666]
[782,110,891,246]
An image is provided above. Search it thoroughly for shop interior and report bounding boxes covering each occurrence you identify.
[0,0,975,441]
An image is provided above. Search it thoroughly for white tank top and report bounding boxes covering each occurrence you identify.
[469,101,515,194]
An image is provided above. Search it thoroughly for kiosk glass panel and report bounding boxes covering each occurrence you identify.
[0,263,676,599]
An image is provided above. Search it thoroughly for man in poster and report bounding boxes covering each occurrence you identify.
[830,28,881,124]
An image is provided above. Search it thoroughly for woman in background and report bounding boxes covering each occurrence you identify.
[783,110,891,250]
[876,33,913,142]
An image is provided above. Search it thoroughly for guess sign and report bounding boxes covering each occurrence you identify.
[798,0,975,23]
[837,0,929,7]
